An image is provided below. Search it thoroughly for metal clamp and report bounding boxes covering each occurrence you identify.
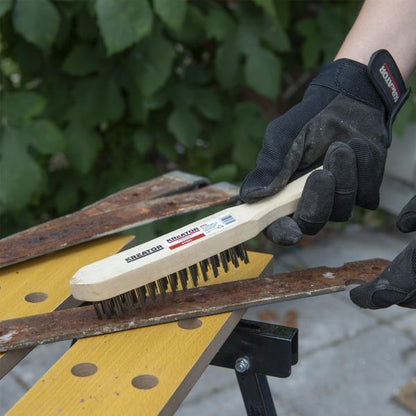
[211,319,298,416]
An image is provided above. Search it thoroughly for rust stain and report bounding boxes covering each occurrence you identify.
[257,311,280,322]
[0,259,389,352]
[0,177,238,268]
[284,309,298,327]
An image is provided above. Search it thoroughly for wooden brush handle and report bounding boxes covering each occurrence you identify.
[70,169,318,301]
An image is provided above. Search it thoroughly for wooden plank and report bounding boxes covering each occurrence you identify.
[394,380,416,415]
[0,258,389,353]
[0,235,134,378]
[7,252,273,416]
[0,177,238,269]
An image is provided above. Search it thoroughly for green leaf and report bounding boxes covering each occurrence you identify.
[183,65,212,85]
[232,137,260,171]
[229,101,267,171]
[210,164,238,183]
[76,7,99,41]
[233,101,267,139]
[157,134,178,161]
[167,106,201,148]
[169,4,205,43]
[168,83,195,109]
[275,0,291,29]
[1,91,46,124]
[194,88,223,121]
[127,86,148,123]
[261,15,291,53]
[62,44,102,76]
[252,0,277,19]
[154,0,187,32]
[70,74,125,125]
[13,40,44,76]
[244,46,281,100]
[0,127,43,212]
[13,0,60,51]
[205,5,235,41]
[96,0,153,55]
[0,0,12,17]
[129,31,175,96]
[21,120,65,155]
[215,34,241,88]
[54,181,79,215]
[132,128,153,156]
[64,122,101,175]
[143,87,169,110]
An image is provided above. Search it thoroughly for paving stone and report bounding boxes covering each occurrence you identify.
[176,366,301,416]
[394,311,416,341]
[266,325,414,416]
[0,341,71,414]
[274,226,411,271]
[334,289,412,321]
[0,374,26,413]
[179,326,414,416]
[244,293,376,355]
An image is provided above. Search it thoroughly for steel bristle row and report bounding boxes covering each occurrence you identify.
[93,243,249,319]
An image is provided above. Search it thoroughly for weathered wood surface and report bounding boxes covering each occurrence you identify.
[0,172,238,268]
[0,259,389,353]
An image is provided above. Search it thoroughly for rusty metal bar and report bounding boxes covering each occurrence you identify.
[0,174,238,268]
[0,259,388,353]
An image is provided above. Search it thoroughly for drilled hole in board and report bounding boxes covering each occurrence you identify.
[131,374,159,390]
[177,318,202,330]
[71,362,98,377]
[24,292,48,303]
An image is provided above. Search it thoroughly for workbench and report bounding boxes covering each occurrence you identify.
[0,234,276,415]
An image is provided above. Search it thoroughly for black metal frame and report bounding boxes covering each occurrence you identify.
[210,319,298,416]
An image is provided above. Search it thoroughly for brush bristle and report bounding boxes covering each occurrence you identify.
[92,243,249,319]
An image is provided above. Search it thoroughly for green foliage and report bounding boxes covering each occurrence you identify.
[13,0,60,52]
[0,0,414,238]
[96,0,153,55]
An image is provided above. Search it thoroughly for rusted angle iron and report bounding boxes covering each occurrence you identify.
[0,258,388,353]
[0,171,239,268]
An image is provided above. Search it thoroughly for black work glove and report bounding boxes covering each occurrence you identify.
[240,50,410,245]
[350,196,416,309]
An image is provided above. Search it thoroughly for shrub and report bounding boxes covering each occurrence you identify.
[0,0,415,237]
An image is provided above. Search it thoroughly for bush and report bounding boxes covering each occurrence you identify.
[0,0,415,237]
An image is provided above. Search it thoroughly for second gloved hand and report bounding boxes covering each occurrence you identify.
[350,196,416,309]
[240,50,409,245]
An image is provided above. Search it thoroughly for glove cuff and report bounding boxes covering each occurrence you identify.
[311,57,384,111]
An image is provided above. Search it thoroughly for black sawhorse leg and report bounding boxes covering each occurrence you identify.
[210,319,298,416]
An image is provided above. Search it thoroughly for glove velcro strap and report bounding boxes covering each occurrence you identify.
[368,49,411,145]
[310,58,385,111]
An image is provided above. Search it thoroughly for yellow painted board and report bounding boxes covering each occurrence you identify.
[0,235,134,371]
[8,251,273,416]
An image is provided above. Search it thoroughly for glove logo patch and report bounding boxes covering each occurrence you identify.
[379,63,400,103]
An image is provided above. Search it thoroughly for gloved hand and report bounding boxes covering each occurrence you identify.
[240,50,410,245]
[350,196,416,309]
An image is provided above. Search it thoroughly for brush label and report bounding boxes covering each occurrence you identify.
[199,212,237,235]
[165,227,206,250]
[164,213,237,250]
[124,244,164,263]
